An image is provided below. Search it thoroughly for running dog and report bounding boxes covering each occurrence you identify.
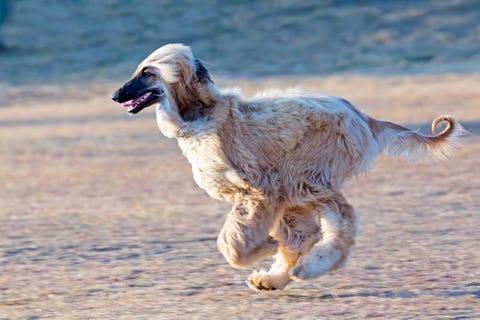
[112,44,463,291]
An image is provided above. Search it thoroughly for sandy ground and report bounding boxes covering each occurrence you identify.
[0,75,479,319]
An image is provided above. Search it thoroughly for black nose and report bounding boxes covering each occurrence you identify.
[111,91,120,102]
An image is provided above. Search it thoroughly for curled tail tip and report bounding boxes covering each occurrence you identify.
[431,115,466,137]
[385,115,465,162]
[428,115,467,161]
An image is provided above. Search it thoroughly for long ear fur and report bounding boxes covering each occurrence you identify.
[194,59,212,83]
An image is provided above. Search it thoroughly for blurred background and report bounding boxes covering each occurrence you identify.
[1,1,479,319]
[1,0,480,84]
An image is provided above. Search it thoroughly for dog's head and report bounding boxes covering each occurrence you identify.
[112,43,211,115]
[111,63,166,114]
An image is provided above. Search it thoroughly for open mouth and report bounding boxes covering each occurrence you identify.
[121,91,159,114]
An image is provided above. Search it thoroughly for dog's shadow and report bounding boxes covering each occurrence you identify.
[277,290,419,300]
[273,286,480,300]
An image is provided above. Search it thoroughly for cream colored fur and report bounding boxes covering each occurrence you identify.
[127,44,464,291]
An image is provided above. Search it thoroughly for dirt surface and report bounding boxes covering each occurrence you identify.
[1,75,479,319]
[1,1,480,319]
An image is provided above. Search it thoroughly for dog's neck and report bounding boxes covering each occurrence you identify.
[157,81,225,138]
[170,80,218,122]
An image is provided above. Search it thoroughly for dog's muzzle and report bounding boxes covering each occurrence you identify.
[111,91,121,102]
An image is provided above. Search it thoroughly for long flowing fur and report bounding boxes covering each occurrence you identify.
[375,115,463,162]
[115,44,464,291]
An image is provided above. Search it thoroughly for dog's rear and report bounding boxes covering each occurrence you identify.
[288,113,464,282]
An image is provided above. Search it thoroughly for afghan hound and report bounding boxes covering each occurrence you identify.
[112,44,464,291]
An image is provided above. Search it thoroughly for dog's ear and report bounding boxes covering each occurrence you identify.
[194,59,212,83]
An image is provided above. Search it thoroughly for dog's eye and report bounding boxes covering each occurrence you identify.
[142,69,154,77]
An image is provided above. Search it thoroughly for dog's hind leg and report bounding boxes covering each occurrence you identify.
[247,207,320,291]
[291,193,357,280]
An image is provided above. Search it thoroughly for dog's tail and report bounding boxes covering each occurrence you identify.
[372,115,465,162]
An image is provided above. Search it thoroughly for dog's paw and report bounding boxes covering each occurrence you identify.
[247,269,290,291]
[247,270,278,291]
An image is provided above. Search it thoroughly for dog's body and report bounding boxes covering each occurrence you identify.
[112,44,463,291]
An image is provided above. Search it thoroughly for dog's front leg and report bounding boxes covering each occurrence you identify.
[247,207,320,291]
[217,196,280,269]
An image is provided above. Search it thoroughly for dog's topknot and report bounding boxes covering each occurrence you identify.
[138,43,195,83]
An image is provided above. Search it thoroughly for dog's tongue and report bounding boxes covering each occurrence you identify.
[122,100,135,108]
[121,92,152,108]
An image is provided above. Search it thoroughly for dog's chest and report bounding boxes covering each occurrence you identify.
[177,136,244,202]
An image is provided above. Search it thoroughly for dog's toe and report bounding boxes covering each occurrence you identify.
[247,278,278,291]
[247,270,273,291]
[247,270,287,291]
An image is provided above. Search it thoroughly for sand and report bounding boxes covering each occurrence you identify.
[1,75,479,319]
